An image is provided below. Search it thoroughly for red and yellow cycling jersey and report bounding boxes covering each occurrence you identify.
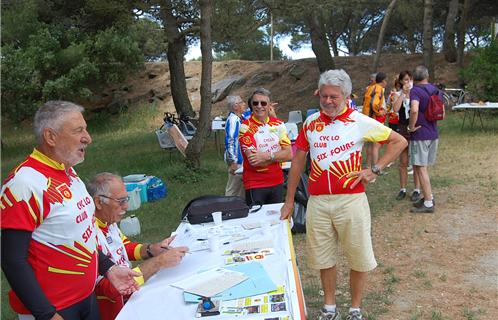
[295,108,391,195]
[239,115,291,189]
[1,149,98,313]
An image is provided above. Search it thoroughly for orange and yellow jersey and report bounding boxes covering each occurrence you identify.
[362,83,385,117]
[0,149,98,313]
[295,108,392,195]
[239,115,291,190]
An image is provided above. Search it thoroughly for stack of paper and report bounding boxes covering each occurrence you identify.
[171,268,248,298]
[183,262,277,302]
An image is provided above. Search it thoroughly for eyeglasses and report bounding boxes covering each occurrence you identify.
[252,100,268,107]
[99,195,130,206]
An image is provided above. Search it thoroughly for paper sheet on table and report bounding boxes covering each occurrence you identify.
[183,261,277,302]
[172,268,248,298]
[231,239,274,251]
[169,223,209,252]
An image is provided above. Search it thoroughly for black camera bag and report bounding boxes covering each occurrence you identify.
[181,195,260,224]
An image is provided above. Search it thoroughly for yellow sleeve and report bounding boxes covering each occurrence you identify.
[132,266,145,286]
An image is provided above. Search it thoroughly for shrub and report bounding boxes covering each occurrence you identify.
[461,41,498,102]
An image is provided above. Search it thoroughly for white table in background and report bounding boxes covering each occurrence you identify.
[452,102,498,129]
[116,203,307,320]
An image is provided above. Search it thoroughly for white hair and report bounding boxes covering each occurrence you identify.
[33,101,84,144]
[226,96,241,111]
[86,172,123,203]
[318,69,352,97]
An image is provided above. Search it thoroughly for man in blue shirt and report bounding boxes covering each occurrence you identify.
[224,96,247,198]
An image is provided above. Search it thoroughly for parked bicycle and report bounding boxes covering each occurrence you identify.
[162,112,197,139]
[436,83,469,108]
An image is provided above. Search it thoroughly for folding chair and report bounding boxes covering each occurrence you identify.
[288,110,303,125]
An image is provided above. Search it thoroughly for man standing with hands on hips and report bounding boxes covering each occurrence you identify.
[280,70,406,320]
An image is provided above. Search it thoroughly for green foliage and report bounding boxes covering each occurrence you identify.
[130,19,168,61]
[89,27,144,84]
[1,0,146,122]
[461,41,498,101]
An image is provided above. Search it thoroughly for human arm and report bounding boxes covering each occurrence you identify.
[1,229,60,320]
[246,145,292,167]
[408,99,421,132]
[139,236,176,260]
[372,87,386,116]
[136,246,189,282]
[392,89,408,113]
[225,116,241,166]
[280,149,307,220]
[269,102,278,118]
[347,130,407,188]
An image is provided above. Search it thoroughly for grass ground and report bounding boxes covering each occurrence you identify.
[1,105,497,319]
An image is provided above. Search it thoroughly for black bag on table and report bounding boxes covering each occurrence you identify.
[181,195,255,224]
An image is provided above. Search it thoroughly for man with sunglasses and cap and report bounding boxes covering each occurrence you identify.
[239,88,293,206]
[87,172,189,320]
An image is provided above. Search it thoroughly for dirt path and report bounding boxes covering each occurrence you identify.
[295,130,498,320]
[370,183,498,320]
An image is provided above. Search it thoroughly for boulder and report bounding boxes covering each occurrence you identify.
[211,75,245,103]
[247,71,279,86]
[288,64,306,80]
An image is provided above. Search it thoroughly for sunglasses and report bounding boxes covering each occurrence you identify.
[99,195,130,206]
[252,100,268,107]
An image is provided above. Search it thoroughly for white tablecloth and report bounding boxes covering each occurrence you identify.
[116,203,306,320]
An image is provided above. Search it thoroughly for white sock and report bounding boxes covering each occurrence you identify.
[324,304,336,312]
[424,200,434,207]
[413,189,420,193]
[400,188,406,192]
[349,307,361,313]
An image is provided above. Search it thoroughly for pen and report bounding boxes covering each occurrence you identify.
[161,246,192,254]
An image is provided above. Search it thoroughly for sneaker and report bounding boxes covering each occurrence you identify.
[346,310,363,320]
[410,204,435,213]
[318,308,341,320]
[413,197,436,208]
[410,190,421,202]
[396,190,407,200]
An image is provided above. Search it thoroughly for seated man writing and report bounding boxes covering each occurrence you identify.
[87,172,189,320]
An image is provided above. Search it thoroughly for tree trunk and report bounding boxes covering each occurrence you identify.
[443,0,458,62]
[423,0,434,81]
[185,0,213,169]
[373,0,398,72]
[457,0,470,68]
[162,3,195,117]
[326,32,340,57]
[308,10,335,72]
[407,32,417,53]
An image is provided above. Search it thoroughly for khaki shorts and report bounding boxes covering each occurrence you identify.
[225,169,245,198]
[409,139,438,166]
[306,193,377,272]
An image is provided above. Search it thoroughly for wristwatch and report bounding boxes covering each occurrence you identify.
[270,151,276,161]
[146,244,154,258]
[371,164,382,175]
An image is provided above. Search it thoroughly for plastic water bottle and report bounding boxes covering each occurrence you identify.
[120,215,141,237]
